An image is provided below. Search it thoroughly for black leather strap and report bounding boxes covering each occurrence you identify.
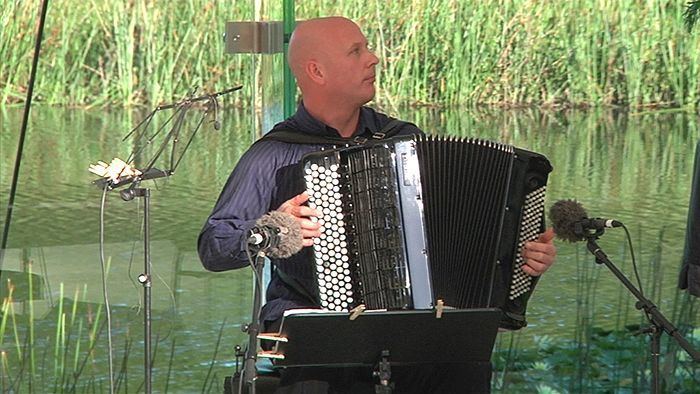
[259,118,408,145]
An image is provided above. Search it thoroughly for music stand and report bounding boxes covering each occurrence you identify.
[258,308,501,391]
[90,86,242,393]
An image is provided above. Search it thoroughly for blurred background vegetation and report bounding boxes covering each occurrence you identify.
[1,0,699,109]
[1,0,699,393]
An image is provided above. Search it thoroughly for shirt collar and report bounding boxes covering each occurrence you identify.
[288,102,378,139]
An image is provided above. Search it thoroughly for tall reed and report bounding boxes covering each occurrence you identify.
[2,0,254,107]
[2,0,698,109]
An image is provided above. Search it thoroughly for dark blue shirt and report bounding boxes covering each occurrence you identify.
[198,103,422,323]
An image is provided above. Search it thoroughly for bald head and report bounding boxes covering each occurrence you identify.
[286,17,379,110]
[288,17,357,81]
[289,16,348,73]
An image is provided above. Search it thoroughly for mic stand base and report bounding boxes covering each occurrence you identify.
[586,238,700,394]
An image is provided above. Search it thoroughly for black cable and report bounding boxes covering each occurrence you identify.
[621,224,644,299]
[0,0,50,269]
[621,223,655,328]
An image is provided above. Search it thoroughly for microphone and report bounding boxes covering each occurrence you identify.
[549,199,623,242]
[247,211,304,259]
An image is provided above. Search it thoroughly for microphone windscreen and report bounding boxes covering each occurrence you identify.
[549,199,588,242]
[256,211,304,259]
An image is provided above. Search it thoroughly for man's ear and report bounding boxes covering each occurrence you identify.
[306,61,325,85]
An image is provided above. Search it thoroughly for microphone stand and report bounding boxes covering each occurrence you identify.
[122,180,156,394]
[240,249,266,394]
[92,86,242,393]
[584,232,700,393]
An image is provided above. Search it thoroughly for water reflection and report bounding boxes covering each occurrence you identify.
[0,107,698,391]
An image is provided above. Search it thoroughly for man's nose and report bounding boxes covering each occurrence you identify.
[367,51,379,66]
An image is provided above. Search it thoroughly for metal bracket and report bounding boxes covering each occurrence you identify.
[224,21,284,54]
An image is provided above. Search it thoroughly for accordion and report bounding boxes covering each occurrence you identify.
[302,135,552,329]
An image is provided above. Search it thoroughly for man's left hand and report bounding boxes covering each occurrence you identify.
[521,227,557,276]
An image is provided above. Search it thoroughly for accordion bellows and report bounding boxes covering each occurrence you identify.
[302,135,552,329]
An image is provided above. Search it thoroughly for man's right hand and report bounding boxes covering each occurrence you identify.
[277,192,322,247]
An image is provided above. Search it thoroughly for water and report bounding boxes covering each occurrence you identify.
[1,106,698,392]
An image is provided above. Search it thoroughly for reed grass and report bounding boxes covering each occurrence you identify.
[1,0,253,107]
[202,318,227,393]
[1,0,698,109]
[0,276,113,393]
[0,283,22,361]
[27,262,35,391]
[52,284,64,388]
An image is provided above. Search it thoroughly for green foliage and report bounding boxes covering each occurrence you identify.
[1,1,699,108]
[0,283,233,393]
[493,323,700,393]
[1,0,252,107]
[686,0,700,32]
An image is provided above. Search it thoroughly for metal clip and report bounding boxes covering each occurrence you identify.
[436,299,445,319]
[349,304,366,320]
[353,136,368,145]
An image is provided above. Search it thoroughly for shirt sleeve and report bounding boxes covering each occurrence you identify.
[197,141,278,271]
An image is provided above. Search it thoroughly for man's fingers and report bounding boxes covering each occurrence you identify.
[524,240,556,255]
[290,192,310,206]
[296,218,321,242]
[299,218,321,230]
[277,192,308,211]
[523,254,550,275]
[538,227,556,243]
[290,205,321,218]
[278,192,321,219]
[523,250,554,266]
[522,233,556,276]
[301,228,322,239]
[522,263,545,277]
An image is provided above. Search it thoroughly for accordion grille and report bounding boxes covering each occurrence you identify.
[415,136,514,308]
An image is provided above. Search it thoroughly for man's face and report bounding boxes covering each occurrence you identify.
[321,22,379,106]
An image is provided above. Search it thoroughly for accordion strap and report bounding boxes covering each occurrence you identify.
[259,118,408,145]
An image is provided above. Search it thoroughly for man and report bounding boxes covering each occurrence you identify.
[199,16,556,393]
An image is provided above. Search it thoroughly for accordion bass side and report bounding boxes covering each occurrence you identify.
[302,135,553,329]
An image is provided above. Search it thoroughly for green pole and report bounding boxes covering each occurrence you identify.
[283,0,296,118]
